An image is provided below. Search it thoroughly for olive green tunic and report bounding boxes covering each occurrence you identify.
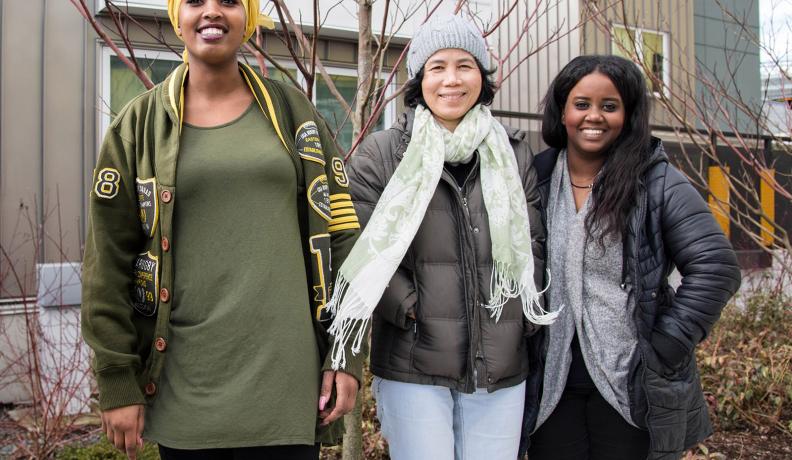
[145,103,320,448]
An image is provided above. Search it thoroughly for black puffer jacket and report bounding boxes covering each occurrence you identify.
[520,139,742,459]
[348,109,545,393]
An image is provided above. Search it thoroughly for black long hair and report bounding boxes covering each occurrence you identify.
[541,54,652,244]
[404,58,498,108]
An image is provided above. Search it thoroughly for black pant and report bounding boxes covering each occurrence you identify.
[158,444,320,460]
[528,336,650,460]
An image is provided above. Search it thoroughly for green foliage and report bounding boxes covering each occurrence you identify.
[56,438,160,460]
[697,289,792,435]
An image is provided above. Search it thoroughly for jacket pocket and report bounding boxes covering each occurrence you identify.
[628,350,648,429]
[642,361,698,455]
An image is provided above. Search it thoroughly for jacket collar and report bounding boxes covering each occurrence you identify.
[160,62,289,151]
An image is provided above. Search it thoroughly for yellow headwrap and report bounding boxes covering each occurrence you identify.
[167,0,275,61]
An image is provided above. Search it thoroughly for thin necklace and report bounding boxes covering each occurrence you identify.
[570,180,594,190]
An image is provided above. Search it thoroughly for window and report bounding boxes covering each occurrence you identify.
[612,25,669,96]
[99,48,393,153]
[315,71,387,151]
[108,55,179,118]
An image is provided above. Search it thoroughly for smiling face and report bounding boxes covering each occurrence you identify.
[420,48,483,132]
[562,71,625,160]
[178,0,247,67]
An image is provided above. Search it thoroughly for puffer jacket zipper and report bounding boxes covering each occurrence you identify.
[444,168,479,393]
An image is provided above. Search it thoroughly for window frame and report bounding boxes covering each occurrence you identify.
[611,24,671,98]
[97,46,183,153]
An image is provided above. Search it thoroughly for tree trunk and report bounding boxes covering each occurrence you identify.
[341,3,373,460]
[341,390,364,460]
[353,0,375,138]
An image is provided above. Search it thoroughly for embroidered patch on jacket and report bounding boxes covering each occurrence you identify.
[136,177,159,238]
[309,234,332,322]
[295,121,325,166]
[131,252,159,316]
[331,157,350,188]
[328,193,360,232]
[308,175,332,221]
[94,167,121,199]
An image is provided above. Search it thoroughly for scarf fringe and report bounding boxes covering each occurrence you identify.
[326,276,371,370]
[485,262,560,324]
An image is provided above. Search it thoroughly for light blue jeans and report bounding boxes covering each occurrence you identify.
[372,376,526,460]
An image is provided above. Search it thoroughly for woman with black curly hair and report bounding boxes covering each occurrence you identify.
[522,55,742,460]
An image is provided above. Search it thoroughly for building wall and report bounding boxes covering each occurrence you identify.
[580,0,696,128]
[489,0,581,151]
[0,0,93,297]
[694,1,773,262]
[694,0,762,133]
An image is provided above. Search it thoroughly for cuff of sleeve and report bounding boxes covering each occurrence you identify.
[321,325,369,384]
[650,329,690,370]
[96,366,145,411]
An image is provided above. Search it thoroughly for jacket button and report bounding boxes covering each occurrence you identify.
[161,237,170,252]
[487,376,493,383]
[159,288,170,303]
[144,382,157,396]
[473,227,480,233]
[161,190,172,203]
[154,337,167,352]
[650,291,657,299]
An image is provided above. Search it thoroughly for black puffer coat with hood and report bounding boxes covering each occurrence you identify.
[347,109,545,393]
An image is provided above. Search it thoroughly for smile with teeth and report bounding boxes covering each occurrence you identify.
[439,93,466,101]
[581,128,605,137]
[199,27,226,39]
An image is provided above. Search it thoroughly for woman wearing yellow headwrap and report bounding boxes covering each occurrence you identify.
[81,1,363,459]
[167,0,275,62]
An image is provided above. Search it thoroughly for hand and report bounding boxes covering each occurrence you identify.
[406,306,416,321]
[318,370,359,426]
[101,404,145,459]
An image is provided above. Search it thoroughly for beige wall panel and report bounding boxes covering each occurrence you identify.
[325,40,356,66]
[1,0,45,297]
[42,0,89,263]
[490,0,580,138]
[82,35,98,248]
[97,15,181,52]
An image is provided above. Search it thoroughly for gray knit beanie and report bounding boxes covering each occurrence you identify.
[407,15,490,79]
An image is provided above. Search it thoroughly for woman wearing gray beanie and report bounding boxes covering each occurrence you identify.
[336,14,554,460]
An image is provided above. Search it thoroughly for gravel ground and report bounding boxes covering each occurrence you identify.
[693,429,792,460]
